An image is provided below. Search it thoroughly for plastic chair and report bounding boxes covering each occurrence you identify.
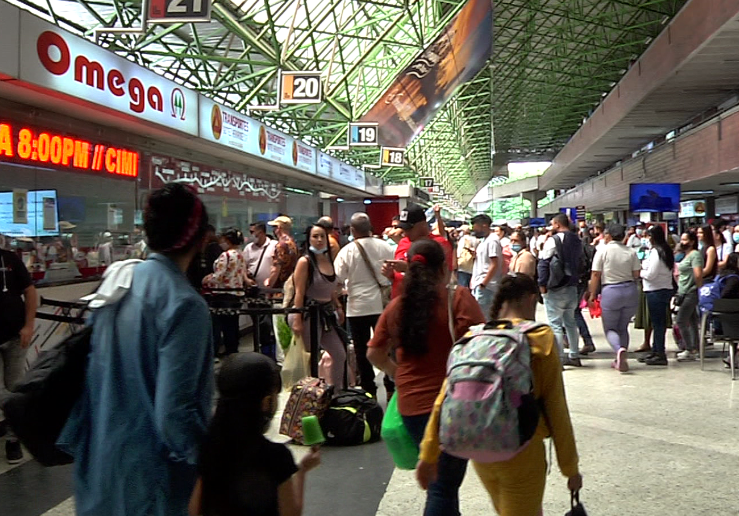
[704,299,739,380]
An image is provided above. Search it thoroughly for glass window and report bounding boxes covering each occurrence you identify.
[0,162,139,282]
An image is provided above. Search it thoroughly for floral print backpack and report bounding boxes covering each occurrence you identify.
[439,320,545,463]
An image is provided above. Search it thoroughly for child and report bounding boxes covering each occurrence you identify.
[416,274,583,516]
[189,353,321,516]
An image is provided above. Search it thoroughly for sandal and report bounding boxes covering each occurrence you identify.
[634,344,652,353]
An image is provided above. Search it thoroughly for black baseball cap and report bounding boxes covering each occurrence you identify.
[398,203,426,230]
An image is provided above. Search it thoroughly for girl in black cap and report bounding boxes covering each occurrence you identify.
[190,353,321,516]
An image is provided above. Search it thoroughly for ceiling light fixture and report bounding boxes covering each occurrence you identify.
[682,190,714,195]
[719,182,739,187]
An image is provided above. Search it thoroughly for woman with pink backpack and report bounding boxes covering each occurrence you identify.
[415,274,582,516]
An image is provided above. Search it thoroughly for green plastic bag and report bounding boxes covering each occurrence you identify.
[381,393,418,470]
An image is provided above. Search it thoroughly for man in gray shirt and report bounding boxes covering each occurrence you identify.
[470,214,502,321]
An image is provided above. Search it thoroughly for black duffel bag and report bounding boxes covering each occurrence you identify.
[1,327,92,466]
[320,387,383,446]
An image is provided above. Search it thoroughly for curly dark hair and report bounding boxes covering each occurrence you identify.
[399,239,447,356]
[490,274,539,321]
[144,183,209,254]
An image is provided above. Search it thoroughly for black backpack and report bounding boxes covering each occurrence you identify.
[1,326,91,466]
[320,388,384,446]
[547,235,572,290]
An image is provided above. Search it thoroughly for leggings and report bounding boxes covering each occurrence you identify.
[473,439,546,516]
[675,290,700,352]
[600,282,639,352]
[288,313,346,390]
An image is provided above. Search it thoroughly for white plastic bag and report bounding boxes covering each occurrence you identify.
[281,334,310,391]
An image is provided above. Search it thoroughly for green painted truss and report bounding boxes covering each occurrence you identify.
[18,0,687,206]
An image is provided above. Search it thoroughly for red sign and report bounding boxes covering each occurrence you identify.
[0,122,139,177]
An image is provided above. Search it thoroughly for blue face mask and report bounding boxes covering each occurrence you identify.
[733,234,739,244]
[309,245,328,255]
[675,252,686,263]
[511,244,523,253]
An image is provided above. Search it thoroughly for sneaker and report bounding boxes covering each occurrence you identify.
[676,350,696,362]
[562,356,583,368]
[616,348,629,372]
[6,440,23,464]
[637,352,657,363]
[645,354,668,366]
[579,344,596,355]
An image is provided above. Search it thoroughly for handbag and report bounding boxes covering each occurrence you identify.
[565,490,588,516]
[380,393,418,469]
[354,240,392,308]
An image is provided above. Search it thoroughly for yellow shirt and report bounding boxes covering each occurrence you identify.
[418,319,580,478]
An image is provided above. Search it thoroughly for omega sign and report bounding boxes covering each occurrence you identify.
[19,15,198,136]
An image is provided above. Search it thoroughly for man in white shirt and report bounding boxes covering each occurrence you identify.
[470,214,502,320]
[244,221,278,359]
[334,212,394,395]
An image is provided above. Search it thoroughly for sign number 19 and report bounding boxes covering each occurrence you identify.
[358,127,376,143]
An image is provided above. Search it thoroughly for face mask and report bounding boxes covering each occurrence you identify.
[733,234,739,244]
[473,231,485,238]
[511,244,523,253]
[309,245,327,254]
[698,242,705,250]
[348,235,354,242]
[220,242,230,251]
[675,252,685,263]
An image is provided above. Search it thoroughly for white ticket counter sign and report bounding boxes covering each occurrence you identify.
[199,97,316,175]
[715,195,738,216]
[18,12,199,136]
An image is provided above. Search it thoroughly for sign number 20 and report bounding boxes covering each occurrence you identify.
[293,77,320,99]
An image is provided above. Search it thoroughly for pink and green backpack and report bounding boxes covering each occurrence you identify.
[439,320,545,462]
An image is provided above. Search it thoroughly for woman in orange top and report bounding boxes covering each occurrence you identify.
[416,274,582,516]
[368,239,485,516]
[508,231,537,279]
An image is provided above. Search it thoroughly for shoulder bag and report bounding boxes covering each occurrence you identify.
[354,240,392,308]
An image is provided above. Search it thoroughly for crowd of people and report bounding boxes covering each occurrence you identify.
[5,183,739,515]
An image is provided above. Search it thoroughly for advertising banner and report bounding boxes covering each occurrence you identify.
[359,0,492,147]
[148,155,283,203]
[19,12,199,136]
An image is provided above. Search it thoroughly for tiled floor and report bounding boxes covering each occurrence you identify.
[4,307,739,515]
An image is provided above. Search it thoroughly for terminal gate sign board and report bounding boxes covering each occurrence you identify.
[148,0,212,23]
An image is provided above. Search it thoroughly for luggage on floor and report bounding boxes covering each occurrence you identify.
[565,491,588,515]
[380,393,418,470]
[1,327,92,466]
[320,387,383,446]
[279,377,333,444]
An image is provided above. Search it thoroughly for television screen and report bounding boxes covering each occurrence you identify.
[0,190,59,237]
[629,183,680,213]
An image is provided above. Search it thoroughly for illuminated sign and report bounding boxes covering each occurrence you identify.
[348,122,379,147]
[19,13,198,135]
[0,123,139,177]
[280,71,322,105]
[419,177,434,189]
[147,0,212,23]
[381,147,405,167]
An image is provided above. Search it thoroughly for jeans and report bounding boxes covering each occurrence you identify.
[646,289,673,355]
[600,282,639,352]
[457,271,472,288]
[575,284,593,347]
[544,285,579,358]
[211,295,241,355]
[403,413,468,516]
[473,284,497,322]
[250,312,277,360]
[0,337,26,437]
[348,314,395,396]
[675,290,700,352]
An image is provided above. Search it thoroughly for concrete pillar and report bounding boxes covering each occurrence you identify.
[522,191,546,218]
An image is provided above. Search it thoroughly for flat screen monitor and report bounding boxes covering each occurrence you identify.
[629,183,680,213]
[0,190,59,237]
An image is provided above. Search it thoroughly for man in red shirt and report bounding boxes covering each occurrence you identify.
[382,204,453,297]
